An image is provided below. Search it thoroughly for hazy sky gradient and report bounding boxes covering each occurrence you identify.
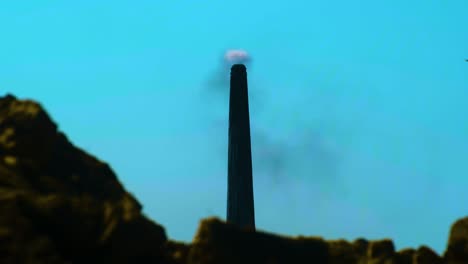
[1,0,468,254]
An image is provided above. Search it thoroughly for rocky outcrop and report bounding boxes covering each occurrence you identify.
[0,94,465,263]
[0,94,168,263]
[444,217,468,263]
[182,218,445,264]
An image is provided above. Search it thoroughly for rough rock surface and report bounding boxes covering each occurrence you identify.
[0,94,168,263]
[0,94,465,264]
[444,217,468,263]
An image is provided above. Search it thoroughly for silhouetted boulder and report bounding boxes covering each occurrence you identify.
[353,238,369,256]
[396,248,416,264]
[414,246,443,264]
[445,216,468,263]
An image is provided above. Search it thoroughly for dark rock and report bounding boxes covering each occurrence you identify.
[327,239,359,264]
[444,216,468,263]
[414,246,443,264]
[353,238,369,257]
[0,94,167,263]
[395,248,416,264]
[188,217,328,264]
[366,239,396,263]
[165,241,191,264]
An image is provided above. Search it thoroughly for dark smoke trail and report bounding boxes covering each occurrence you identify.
[203,49,343,196]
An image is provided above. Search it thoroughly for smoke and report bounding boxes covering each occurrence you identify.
[203,49,344,196]
[204,49,252,97]
[224,49,252,65]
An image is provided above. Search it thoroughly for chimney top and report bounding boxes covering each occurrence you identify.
[231,64,247,73]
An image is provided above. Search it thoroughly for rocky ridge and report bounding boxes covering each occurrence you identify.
[0,94,467,264]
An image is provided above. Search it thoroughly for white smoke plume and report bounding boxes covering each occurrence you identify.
[224,49,252,65]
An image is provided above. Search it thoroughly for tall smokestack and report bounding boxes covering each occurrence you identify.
[227,64,256,230]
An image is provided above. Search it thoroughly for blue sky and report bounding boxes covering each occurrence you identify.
[1,0,468,254]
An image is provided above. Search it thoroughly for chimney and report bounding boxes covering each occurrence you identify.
[226,64,256,230]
